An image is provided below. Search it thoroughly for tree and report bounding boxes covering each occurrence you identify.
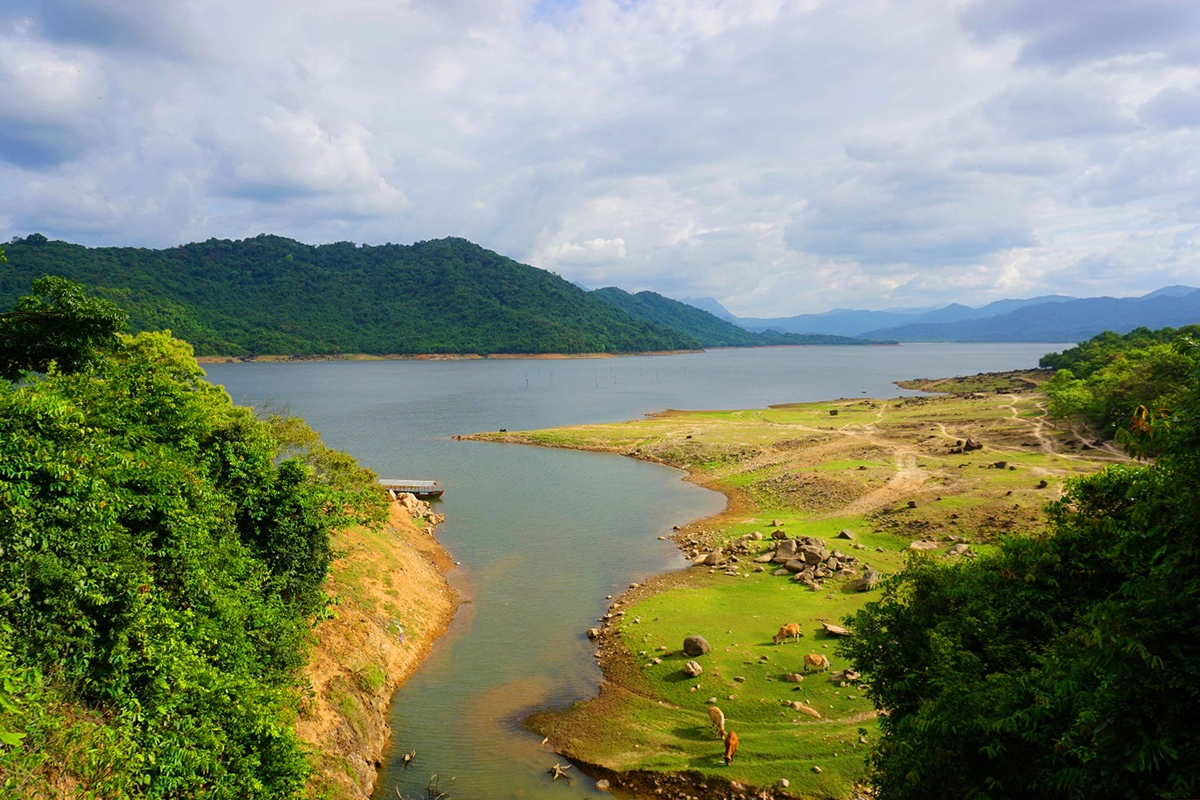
[841,336,1200,799]
[0,275,127,380]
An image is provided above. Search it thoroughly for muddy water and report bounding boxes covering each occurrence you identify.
[204,343,1061,799]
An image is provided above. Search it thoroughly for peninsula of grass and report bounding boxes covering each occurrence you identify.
[473,370,1126,798]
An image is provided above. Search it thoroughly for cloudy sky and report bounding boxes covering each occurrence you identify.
[1,0,1198,315]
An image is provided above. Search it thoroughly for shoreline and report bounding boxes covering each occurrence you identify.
[194,350,702,364]
[298,504,460,800]
[477,370,1115,798]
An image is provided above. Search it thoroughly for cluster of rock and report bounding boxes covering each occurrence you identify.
[392,492,446,528]
[758,534,872,591]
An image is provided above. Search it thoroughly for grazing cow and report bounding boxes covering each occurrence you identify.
[723,730,739,765]
[803,653,831,673]
[773,623,803,644]
[707,705,726,737]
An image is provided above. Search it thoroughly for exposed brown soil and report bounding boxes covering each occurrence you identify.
[298,505,458,800]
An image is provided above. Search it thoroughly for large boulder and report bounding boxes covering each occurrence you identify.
[683,635,711,657]
[848,569,882,592]
[773,539,799,562]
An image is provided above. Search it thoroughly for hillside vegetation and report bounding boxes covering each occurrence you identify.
[1,234,699,357]
[0,268,389,796]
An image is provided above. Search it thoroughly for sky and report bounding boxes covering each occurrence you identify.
[1,0,1199,316]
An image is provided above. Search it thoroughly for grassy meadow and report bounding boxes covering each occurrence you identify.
[478,371,1125,797]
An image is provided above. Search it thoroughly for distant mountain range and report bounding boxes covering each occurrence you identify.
[593,288,889,347]
[685,286,1200,343]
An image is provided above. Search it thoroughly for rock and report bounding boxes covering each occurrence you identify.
[784,673,805,683]
[992,460,1008,469]
[773,568,791,576]
[812,765,823,773]
[734,676,746,683]
[784,559,808,573]
[909,540,941,551]
[779,778,791,788]
[963,438,983,451]
[587,628,600,639]
[773,539,799,562]
[596,779,611,791]
[754,553,776,563]
[848,569,881,592]
[771,529,788,540]
[771,519,784,527]
[1037,479,1049,489]
[907,500,918,509]
[946,543,971,556]
[751,530,763,540]
[822,622,852,637]
[792,702,822,718]
[707,697,718,704]
[837,529,855,540]
[683,635,711,657]
[683,660,703,677]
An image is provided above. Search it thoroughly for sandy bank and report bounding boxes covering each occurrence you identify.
[298,505,458,800]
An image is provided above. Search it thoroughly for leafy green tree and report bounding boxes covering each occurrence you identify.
[842,337,1200,799]
[0,274,127,380]
[0,281,387,795]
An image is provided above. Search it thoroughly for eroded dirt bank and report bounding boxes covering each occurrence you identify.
[298,504,458,800]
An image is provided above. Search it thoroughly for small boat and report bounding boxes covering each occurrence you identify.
[379,479,444,500]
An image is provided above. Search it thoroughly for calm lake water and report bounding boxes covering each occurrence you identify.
[203,343,1064,799]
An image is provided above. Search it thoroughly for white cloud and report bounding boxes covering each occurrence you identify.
[1,0,1198,314]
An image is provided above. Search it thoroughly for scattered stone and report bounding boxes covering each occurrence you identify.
[822,622,852,637]
[683,635,711,657]
[707,697,718,705]
[847,570,881,592]
[812,765,823,774]
[784,673,804,683]
[652,657,662,665]
[909,540,941,551]
[773,568,791,577]
[837,529,855,540]
[859,735,868,744]
[683,660,703,677]
[778,778,791,788]
[963,438,983,451]
[587,628,600,639]
[907,500,918,509]
[792,702,822,718]
[734,676,746,683]
[946,543,972,557]
[1037,479,1049,489]
[595,779,611,791]
[771,519,784,527]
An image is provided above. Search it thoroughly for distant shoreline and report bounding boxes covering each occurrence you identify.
[193,343,913,365]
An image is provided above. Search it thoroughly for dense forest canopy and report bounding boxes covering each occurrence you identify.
[0,267,386,796]
[0,234,701,356]
[843,329,1200,799]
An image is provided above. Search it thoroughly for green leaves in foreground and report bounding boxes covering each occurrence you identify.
[0,314,386,796]
[842,342,1200,800]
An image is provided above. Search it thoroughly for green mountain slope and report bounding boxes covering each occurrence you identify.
[0,234,700,356]
[592,287,891,346]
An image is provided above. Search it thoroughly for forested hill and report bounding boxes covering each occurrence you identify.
[592,287,889,347]
[0,234,700,356]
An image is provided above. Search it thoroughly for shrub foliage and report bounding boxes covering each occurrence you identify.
[0,269,386,796]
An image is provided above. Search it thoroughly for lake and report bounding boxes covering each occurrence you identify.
[203,343,1063,799]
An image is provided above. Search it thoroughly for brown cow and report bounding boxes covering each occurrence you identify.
[773,622,802,644]
[803,653,831,673]
[707,705,726,737]
[723,730,739,765]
